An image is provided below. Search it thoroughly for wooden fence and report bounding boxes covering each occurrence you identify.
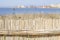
[0,14,60,40]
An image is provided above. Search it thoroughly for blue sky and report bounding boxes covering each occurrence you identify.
[0,0,60,8]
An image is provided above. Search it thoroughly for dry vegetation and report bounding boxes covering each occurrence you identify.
[1,14,60,19]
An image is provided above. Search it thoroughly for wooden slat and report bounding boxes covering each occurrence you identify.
[0,30,60,36]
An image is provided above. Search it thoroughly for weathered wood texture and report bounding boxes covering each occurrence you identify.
[0,14,60,31]
[0,14,60,40]
[0,36,60,40]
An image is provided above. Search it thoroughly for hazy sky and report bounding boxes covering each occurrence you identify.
[0,0,60,8]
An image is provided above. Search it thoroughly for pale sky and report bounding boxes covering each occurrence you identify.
[0,0,60,8]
